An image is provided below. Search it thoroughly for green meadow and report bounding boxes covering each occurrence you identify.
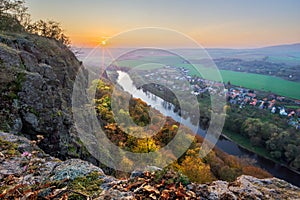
[218,71,300,99]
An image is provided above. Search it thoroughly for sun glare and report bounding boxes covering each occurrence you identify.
[101,40,107,46]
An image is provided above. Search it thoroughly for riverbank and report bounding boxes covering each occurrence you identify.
[221,130,300,176]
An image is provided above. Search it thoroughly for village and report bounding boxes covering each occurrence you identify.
[136,65,300,129]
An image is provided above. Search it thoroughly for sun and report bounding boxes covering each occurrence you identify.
[101,40,107,46]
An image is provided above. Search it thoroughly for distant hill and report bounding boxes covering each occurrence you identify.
[258,43,300,52]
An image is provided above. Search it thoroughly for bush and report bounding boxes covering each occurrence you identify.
[0,0,70,46]
[0,0,30,31]
[27,20,71,46]
[0,14,23,32]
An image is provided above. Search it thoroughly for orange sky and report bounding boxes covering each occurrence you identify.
[26,0,300,48]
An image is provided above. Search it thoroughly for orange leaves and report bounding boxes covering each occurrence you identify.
[0,183,35,199]
[177,148,215,183]
[0,177,91,200]
[242,166,272,179]
[112,170,195,199]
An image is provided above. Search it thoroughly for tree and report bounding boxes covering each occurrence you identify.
[0,0,71,46]
[241,118,263,138]
[133,138,158,153]
[27,20,71,46]
[0,0,30,31]
[219,166,241,182]
[284,144,299,163]
[261,123,278,141]
[242,166,272,179]
[291,156,300,170]
[178,148,215,183]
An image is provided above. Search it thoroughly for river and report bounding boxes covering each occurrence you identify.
[116,70,300,187]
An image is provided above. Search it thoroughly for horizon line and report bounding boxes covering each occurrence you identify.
[71,41,300,50]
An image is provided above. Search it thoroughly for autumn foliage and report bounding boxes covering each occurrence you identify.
[93,78,272,183]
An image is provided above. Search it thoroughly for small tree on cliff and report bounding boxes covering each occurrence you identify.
[0,0,30,31]
[0,0,70,46]
[27,20,71,46]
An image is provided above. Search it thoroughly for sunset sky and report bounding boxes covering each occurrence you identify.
[26,0,300,48]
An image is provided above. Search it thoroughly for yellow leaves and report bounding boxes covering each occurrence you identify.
[103,86,110,90]
[88,79,113,101]
[104,123,117,131]
[223,105,231,113]
[133,138,158,153]
[180,158,214,183]
[171,124,179,131]
[91,79,112,92]
[178,147,215,183]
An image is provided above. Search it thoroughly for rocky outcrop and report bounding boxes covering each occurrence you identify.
[0,32,89,159]
[101,168,300,200]
[0,131,110,199]
[1,131,299,199]
[191,176,300,199]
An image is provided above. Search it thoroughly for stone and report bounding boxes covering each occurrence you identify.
[24,112,39,129]
[130,166,162,178]
[11,117,23,133]
[50,159,104,181]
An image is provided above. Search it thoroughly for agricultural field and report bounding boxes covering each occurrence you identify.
[217,70,300,99]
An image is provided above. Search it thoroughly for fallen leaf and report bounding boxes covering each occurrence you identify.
[45,186,67,199]
[144,185,160,194]
[0,189,7,198]
[149,193,157,199]
[126,181,144,191]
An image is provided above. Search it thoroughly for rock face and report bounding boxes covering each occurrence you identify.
[1,131,299,199]
[0,32,88,159]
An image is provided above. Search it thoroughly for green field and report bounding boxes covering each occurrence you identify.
[116,58,300,100]
[218,71,300,99]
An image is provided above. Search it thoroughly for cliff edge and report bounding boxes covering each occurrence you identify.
[0,31,90,160]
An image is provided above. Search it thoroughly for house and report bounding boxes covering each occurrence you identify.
[277,96,285,101]
[250,99,258,106]
[268,99,276,109]
[259,101,265,109]
[271,107,276,114]
[279,107,288,116]
[288,111,295,117]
